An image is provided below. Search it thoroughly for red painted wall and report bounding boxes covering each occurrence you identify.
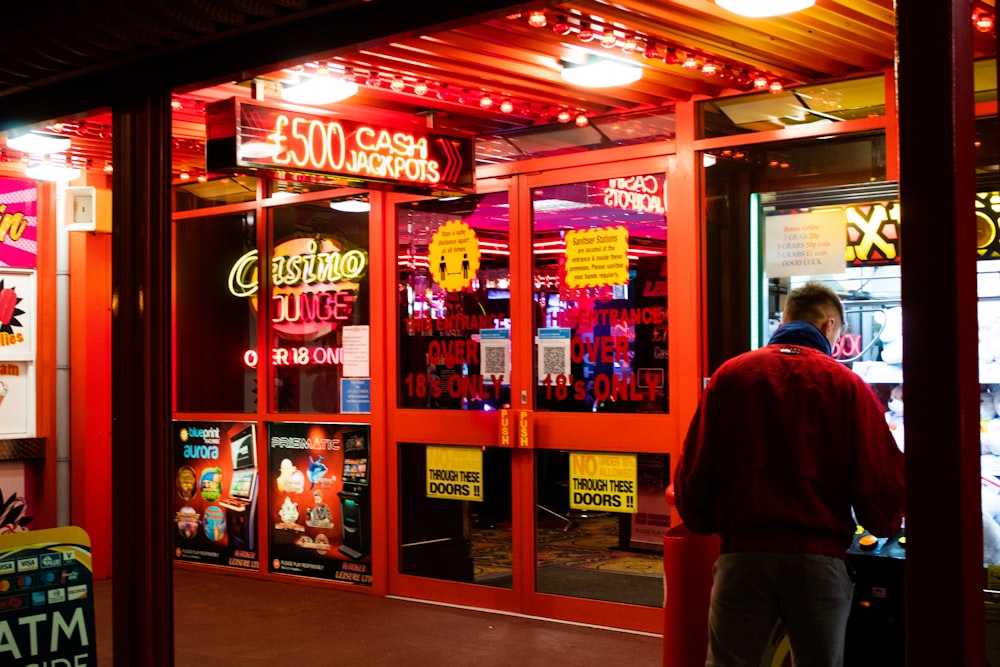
[70,230,112,579]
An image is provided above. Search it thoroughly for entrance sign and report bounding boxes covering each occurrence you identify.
[206,98,474,190]
[569,452,638,513]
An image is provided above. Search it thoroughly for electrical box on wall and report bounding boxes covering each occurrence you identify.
[62,186,112,233]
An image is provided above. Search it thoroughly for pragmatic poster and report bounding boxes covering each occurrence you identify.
[172,421,259,570]
[268,422,372,585]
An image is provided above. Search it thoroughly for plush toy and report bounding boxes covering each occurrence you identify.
[983,485,1000,566]
[982,389,999,455]
[879,307,903,365]
[980,300,1000,367]
[987,389,1000,456]
[884,384,904,452]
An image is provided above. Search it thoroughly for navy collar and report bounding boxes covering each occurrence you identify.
[768,320,831,356]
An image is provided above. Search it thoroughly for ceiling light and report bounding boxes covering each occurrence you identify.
[715,0,814,18]
[330,198,370,213]
[280,67,358,105]
[7,131,71,155]
[239,140,282,159]
[560,55,642,88]
[24,161,81,182]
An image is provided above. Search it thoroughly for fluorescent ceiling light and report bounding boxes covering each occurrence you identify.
[24,162,81,182]
[560,55,641,88]
[239,140,282,159]
[281,69,358,105]
[330,198,370,213]
[533,199,599,212]
[7,131,71,155]
[715,0,814,18]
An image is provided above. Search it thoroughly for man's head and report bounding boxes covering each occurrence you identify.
[782,281,845,348]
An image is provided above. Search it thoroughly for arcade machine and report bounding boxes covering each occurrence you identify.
[754,181,910,665]
[219,424,258,551]
[338,428,370,559]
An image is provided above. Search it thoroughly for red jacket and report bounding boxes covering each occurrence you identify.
[674,342,905,558]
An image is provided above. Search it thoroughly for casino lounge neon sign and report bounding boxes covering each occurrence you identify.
[228,236,368,343]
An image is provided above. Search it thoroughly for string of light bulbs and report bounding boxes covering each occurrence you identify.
[509,9,789,93]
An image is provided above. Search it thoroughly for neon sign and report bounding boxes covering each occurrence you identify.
[845,203,899,265]
[228,236,368,342]
[206,98,473,189]
[602,176,666,215]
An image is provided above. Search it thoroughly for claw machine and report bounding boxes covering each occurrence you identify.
[753,177,1000,665]
[753,180,906,666]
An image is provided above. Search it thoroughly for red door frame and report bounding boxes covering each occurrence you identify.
[385,140,703,634]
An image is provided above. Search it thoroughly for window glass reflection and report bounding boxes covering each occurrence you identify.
[397,194,511,410]
[532,176,668,414]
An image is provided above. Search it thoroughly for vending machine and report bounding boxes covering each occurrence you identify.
[753,177,1000,664]
[338,428,370,559]
[219,424,258,552]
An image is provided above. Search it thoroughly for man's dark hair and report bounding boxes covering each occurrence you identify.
[784,281,845,328]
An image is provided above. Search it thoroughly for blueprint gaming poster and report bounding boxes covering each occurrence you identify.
[268,422,372,585]
[0,526,96,666]
[172,421,260,570]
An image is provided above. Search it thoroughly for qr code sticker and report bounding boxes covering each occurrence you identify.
[482,345,506,376]
[541,345,567,376]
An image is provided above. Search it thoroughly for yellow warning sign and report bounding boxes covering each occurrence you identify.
[569,452,637,513]
[428,220,480,292]
[564,226,629,288]
[426,445,483,501]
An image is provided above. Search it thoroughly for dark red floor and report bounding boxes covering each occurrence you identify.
[94,567,663,666]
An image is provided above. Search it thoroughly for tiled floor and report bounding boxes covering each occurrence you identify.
[94,567,663,666]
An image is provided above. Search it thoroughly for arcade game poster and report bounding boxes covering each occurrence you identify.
[172,421,260,570]
[268,422,372,586]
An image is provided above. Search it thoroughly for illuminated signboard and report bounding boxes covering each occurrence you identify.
[0,178,38,270]
[842,191,1000,266]
[228,235,367,345]
[846,203,899,266]
[206,98,474,190]
[602,176,666,215]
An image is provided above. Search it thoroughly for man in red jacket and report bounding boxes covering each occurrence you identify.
[674,281,905,667]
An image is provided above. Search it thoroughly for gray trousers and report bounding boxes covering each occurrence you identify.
[705,552,855,667]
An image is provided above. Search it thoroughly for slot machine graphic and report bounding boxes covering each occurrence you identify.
[219,424,258,551]
[338,428,370,559]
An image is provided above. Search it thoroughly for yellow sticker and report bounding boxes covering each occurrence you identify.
[426,445,484,501]
[568,452,637,514]
[427,220,481,292]
[988,564,1000,591]
[563,226,629,288]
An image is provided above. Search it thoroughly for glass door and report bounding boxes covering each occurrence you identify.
[388,155,698,633]
[520,160,679,632]
[389,187,522,612]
